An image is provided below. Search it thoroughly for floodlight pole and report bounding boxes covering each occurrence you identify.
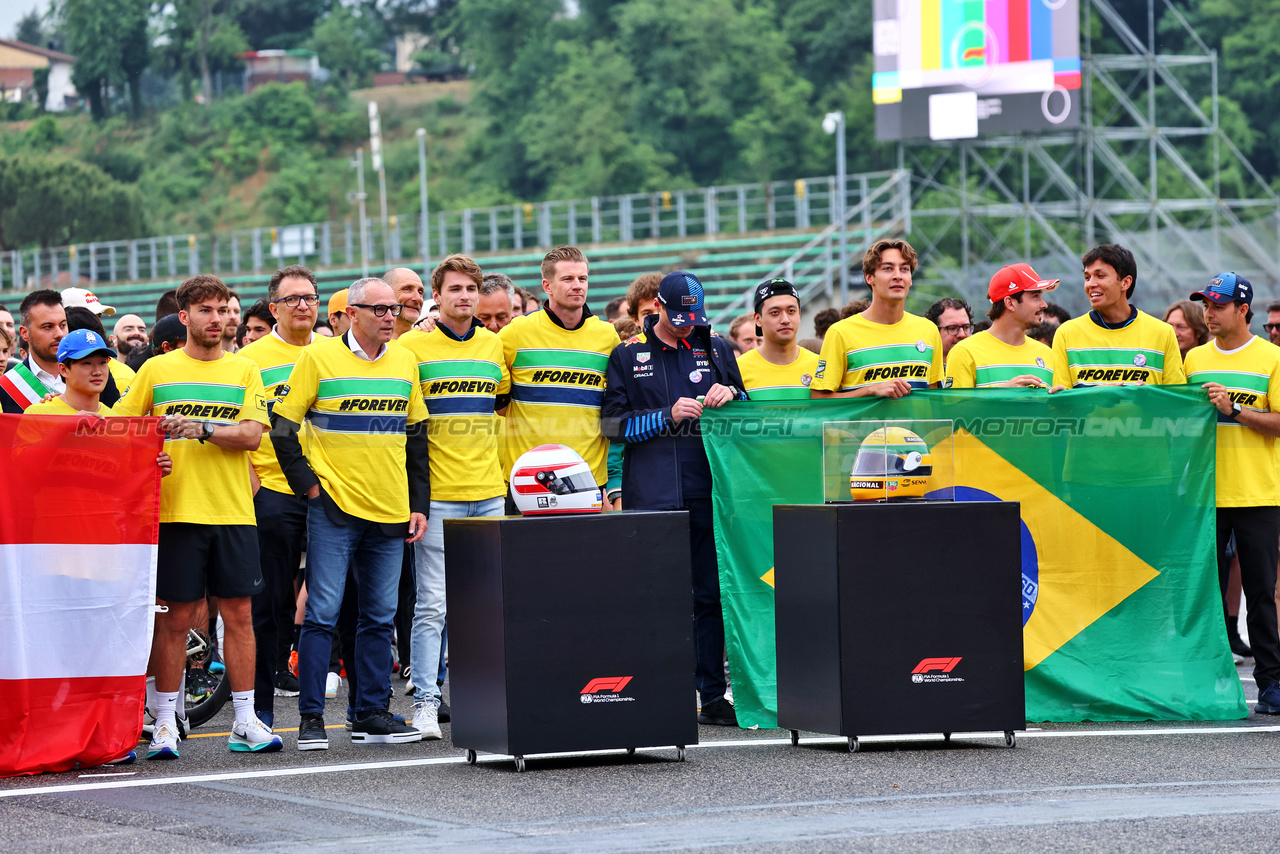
[824,110,849,302]
[348,146,370,277]
[417,128,430,274]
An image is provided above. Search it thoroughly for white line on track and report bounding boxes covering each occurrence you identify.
[3,724,1279,799]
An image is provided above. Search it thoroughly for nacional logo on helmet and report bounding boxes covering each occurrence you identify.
[510,444,604,515]
[850,426,934,501]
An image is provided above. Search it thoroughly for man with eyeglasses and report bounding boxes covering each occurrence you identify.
[238,265,321,727]
[926,298,974,366]
[272,276,430,750]
[945,264,1058,389]
[1264,300,1280,347]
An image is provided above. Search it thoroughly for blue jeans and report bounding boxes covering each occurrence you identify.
[411,496,505,707]
[299,499,405,717]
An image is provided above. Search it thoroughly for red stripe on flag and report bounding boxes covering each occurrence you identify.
[0,675,145,776]
[1008,0,1029,63]
[0,374,33,409]
[0,414,162,546]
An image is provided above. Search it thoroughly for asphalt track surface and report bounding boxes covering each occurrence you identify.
[4,667,1280,853]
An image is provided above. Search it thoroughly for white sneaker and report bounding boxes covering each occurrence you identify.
[325,671,341,699]
[412,701,442,740]
[229,716,284,753]
[146,721,180,760]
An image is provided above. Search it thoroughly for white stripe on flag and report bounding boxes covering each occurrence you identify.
[3,369,43,407]
[0,543,156,680]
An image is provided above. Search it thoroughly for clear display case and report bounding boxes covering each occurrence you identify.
[821,419,955,503]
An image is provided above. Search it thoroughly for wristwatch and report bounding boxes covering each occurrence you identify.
[1232,401,1243,420]
[198,421,215,443]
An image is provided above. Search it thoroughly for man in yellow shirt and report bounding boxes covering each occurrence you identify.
[737,278,819,399]
[272,276,429,750]
[1183,273,1280,715]
[1051,244,1185,388]
[946,263,1058,389]
[237,265,321,725]
[116,275,279,760]
[811,239,943,399]
[499,246,619,495]
[399,254,511,739]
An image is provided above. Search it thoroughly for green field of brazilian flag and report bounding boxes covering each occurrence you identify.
[702,386,1248,726]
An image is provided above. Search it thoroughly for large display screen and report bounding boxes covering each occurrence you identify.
[873,0,1081,141]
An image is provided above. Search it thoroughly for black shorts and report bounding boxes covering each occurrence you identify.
[157,523,264,603]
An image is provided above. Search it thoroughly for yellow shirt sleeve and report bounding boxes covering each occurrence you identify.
[273,349,317,424]
[1161,326,1186,385]
[945,342,976,389]
[811,326,845,393]
[239,363,271,426]
[1052,328,1071,388]
[407,371,428,425]
[927,325,944,386]
[497,355,512,396]
[112,361,154,416]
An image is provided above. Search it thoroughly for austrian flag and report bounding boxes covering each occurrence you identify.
[0,414,162,775]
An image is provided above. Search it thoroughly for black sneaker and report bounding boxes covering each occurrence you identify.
[437,700,451,723]
[698,697,738,727]
[1256,684,1280,715]
[297,713,328,751]
[351,708,423,744]
[273,671,300,697]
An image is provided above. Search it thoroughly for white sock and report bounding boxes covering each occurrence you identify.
[232,690,256,725]
[155,691,179,730]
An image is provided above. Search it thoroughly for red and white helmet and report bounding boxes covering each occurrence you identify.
[510,444,603,515]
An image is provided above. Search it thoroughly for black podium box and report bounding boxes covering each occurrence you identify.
[444,511,698,770]
[775,501,1025,750]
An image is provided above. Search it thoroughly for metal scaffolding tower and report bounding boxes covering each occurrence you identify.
[901,0,1279,314]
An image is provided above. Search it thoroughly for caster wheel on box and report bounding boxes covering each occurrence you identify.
[847,736,859,753]
[1005,731,1017,749]
[465,749,476,765]
[677,746,687,762]
[514,755,526,773]
[790,730,799,746]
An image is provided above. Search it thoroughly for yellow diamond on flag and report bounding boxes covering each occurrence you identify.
[760,567,775,589]
[945,430,1160,670]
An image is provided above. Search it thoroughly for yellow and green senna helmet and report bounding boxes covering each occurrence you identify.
[849,425,933,500]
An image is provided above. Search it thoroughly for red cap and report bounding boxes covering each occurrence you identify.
[987,263,1059,303]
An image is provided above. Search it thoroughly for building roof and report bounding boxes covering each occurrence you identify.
[0,39,76,64]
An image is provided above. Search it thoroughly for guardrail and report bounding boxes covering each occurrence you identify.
[0,171,907,293]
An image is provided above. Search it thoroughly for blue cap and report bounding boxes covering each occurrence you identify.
[1192,272,1253,306]
[657,271,709,327]
[56,329,114,363]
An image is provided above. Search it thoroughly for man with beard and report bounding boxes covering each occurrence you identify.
[112,314,149,360]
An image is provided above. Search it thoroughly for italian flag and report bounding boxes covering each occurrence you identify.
[0,363,50,411]
[0,414,162,775]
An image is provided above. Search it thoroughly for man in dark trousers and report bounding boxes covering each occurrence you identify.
[602,270,748,726]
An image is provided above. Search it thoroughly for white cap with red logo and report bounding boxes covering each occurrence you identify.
[61,287,117,316]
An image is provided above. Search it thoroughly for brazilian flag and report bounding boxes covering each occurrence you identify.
[702,387,1246,726]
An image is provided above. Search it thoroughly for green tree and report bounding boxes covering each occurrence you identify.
[236,0,330,50]
[59,0,151,121]
[308,4,387,89]
[0,153,146,249]
[518,40,674,198]
[14,9,45,46]
[264,155,330,222]
[163,0,249,104]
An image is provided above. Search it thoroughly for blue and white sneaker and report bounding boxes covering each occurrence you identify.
[146,721,180,760]
[229,716,284,753]
[1256,684,1280,715]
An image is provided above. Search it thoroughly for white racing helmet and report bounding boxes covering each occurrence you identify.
[510,443,603,515]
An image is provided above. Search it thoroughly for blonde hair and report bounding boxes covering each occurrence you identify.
[541,246,588,282]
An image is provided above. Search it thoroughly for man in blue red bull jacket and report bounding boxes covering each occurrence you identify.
[602,270,748,727]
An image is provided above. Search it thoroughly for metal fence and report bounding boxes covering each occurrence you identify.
[0,172,895,292]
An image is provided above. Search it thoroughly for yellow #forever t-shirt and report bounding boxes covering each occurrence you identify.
[399,324,511,502]
[25,398,117,416]
[812,312,944,393]
[499,309,619,486]
[238,330,315,495]
[1052,311,1186,388]
[272,335,428,524]
[1185,335,1280,508]
[115,349,269,525]
[945,331,1055,388]
[737,347,820,400]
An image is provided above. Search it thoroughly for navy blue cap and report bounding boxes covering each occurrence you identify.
[151,313,187,348]
[657,271,708,327]
[56,329,113,362]
[1192,272,1253,306]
